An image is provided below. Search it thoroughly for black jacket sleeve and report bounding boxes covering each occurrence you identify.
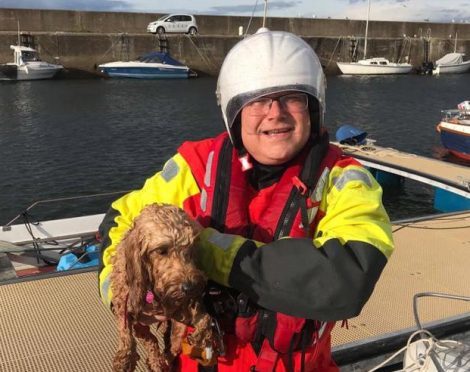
[228,238,387,321]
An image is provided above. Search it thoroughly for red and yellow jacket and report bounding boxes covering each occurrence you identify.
[98,131,393,371]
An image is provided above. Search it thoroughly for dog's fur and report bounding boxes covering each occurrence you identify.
[110,203,214,372]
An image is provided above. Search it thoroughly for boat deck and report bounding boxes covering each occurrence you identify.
[1,211,470,371]
[337,143,470,196]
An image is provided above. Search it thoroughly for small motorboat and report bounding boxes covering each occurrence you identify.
[432,53,470,75]
[0,45,63,81]
[436,101,470,161]
[98,51,197,79]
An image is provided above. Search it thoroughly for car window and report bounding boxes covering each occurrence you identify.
[182,16,191,21]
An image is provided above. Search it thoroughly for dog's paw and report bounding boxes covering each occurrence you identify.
[147,357,172,372]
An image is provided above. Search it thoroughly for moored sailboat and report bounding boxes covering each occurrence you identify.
[336,0,412,75]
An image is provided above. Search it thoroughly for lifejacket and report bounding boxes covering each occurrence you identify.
[178,132,343,372]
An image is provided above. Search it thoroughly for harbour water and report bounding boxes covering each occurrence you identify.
[0,74,469,224]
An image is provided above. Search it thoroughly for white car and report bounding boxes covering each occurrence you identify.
[147,14,198,35]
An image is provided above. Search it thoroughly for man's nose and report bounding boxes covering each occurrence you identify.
[266,99,284,117]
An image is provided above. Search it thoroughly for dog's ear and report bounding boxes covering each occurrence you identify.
[123,226,150,315]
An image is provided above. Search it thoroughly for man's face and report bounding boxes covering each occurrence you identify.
[240,92,311,165]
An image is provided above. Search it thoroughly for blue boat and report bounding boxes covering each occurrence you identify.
[436,101,470,162]
[98,51,196,79]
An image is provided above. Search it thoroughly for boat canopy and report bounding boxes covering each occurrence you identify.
[138,52,185,66]
[335,124,368,145]
[435,53,464,66]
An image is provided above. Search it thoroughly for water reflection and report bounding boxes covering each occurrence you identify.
[0,74,468,223]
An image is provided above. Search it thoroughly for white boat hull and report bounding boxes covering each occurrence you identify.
[433,60,470,75]
[337,61,413,75]
[16,65,63,80]
[98,59,191,79]
[0,62,63,81]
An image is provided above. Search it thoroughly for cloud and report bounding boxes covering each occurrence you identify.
[209,1,301,14]
[338,0,470,22]
[0,0,131,11]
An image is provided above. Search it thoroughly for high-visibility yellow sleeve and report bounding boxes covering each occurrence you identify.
[98,153,200,306]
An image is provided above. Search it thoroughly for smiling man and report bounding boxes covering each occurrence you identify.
[99,29,394,371]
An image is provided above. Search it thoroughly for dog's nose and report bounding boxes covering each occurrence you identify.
[181,282,194,293]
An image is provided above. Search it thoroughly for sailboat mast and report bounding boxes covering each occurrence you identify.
[263,0,268,27]
[17,20,20,46]
[454,32,458,53]
[364,0,371,59]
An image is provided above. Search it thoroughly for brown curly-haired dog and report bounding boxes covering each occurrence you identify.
[110,203,215,372]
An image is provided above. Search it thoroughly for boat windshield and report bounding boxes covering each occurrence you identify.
[441,109,470,122]
[21,51,40,62]
[137,53,185,66]
[139,55,165,63]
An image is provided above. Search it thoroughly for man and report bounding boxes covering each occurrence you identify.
[99,29,394,371]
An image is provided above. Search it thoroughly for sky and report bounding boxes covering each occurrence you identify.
[0,0,469,23]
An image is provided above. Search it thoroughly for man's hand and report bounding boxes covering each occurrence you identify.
[137,302,168,325]
[190,218,203,235]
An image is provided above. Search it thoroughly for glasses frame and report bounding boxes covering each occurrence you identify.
[245,93,309,117]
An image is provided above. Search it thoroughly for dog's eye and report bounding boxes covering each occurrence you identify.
[149,246,169,257]
[157,246,169,256]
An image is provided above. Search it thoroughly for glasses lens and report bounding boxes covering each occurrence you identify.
[280,94,308,112]
[246,98,272,116]
[246,93,308,116]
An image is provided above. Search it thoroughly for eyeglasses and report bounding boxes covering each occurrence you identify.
[245,93,309,116]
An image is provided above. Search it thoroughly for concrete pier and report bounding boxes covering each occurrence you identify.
[0,8,469,76]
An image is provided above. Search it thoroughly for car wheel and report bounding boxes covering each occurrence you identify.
[157,27,165,35]
[189,27,197,35]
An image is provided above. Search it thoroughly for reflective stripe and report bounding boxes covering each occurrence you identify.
[318,321,327,338]
[307,167,330,223]
[204,151,214,187]
[200,188,207,212]
[333,169,372,191]
[207,230,237,251]
[100,276,112,307]
[161,158,179,182]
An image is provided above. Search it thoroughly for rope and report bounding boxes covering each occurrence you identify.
[367,329,468,372]
[398,37,411,64]
[4,190,129,228]
[326,36,342,69]
[338,142,418,159]
[245,0,260,36]
[185,35,216,71]
[96,34,127,63]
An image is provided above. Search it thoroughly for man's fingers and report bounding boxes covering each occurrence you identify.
[137,312,168,325]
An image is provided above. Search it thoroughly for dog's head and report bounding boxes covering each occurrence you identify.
[122,203,206,321]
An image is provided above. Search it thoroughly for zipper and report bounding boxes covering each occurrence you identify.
[274,188,300,239]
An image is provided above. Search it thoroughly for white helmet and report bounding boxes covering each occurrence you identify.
[216,28,326,143]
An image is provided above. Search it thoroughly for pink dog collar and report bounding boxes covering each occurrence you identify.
[145,291,155,304]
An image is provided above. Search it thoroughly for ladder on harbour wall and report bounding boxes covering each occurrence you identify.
[20,33,35,48]
[157,34,169,53]
[349,37,358,62]
[118,33,130,61]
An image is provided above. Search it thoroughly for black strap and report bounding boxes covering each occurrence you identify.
[211,137,233,232]
[198,365,218,372]
[273,132,330,240]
